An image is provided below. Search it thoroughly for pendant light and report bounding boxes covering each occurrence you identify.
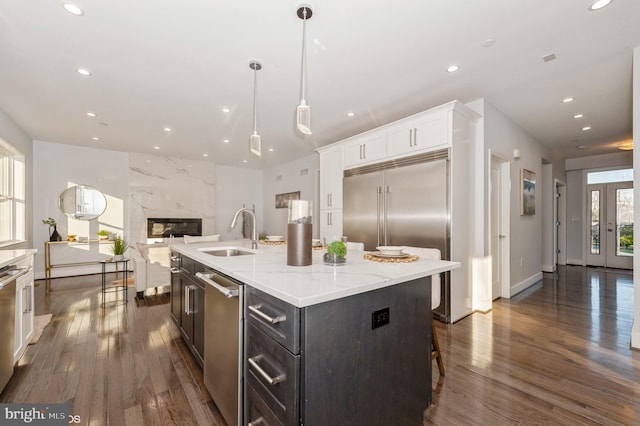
[249,60,262,156]
[296,4,313,135]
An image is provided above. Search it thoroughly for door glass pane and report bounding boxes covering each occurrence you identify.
[616,188,633,257]
[590,190,600,255]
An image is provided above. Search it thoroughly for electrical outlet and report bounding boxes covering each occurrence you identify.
[372,307,390,329]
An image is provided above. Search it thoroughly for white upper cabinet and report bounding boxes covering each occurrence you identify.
[386,108,448,158]
[318,146,343,210]
[343,133,387,168]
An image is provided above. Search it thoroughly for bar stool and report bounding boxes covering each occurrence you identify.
[420,248,445,377]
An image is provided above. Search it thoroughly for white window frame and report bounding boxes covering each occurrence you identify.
[0,137,25,247]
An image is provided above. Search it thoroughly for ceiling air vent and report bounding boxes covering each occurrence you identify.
[542,53,556,63]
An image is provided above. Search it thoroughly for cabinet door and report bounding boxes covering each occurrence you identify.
[319,209,343,242]
[180,279,194,344]
[387,112,448,157]
[170,267,182,325]
[343,133,386,168]
[319,148,343,209]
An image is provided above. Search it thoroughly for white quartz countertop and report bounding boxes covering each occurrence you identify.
[170,240,459,308]
[0,249,38,269]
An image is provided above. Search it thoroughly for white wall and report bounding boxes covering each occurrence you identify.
[262,154,319,238]
[480,100,553,296]
[33,140,129,278]
[0,108,34,249]
[129,153,216,244]
[631,46,640,349]
[215,165,263,241]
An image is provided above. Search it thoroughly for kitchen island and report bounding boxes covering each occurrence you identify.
[170,240,459,425]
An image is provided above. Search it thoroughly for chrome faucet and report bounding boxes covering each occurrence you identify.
[230,208,258,250]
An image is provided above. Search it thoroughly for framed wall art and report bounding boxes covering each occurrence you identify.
[520,168,536,215]
[275,191,300,209]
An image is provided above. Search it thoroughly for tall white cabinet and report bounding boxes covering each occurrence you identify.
[317,100,480,323]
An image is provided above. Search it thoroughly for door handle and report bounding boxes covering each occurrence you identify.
[409,129,413,147]
[195,272,239,298]
[499,234,506,239]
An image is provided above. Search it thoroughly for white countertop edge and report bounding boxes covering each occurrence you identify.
[170,241,460,308]
[0,249,38,269]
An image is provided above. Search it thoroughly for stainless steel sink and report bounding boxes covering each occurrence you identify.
[202,248,255,257]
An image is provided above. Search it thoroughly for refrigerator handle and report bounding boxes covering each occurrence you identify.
[383,185,389,245]
[376,186,382,246]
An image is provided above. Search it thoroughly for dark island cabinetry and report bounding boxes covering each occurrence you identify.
[245,276,432,425]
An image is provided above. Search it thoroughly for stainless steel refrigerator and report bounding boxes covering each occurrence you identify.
[343,149,451,322]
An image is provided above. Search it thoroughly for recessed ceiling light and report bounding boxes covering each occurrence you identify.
[589,0,612,11]
[618,141,633,151]
[577,145,586,149]
[91,137,99,141]
[582,126,592,131]
[447,65,460,73]
[76,68,91,76]
[86,112,96,117]
[164,127,172,132]
[153,146,160,150]
[222,107,230,113]
[268,148,274,152]
[562,97,574,103]
[62,2,84,16]
[573,113,584,119]
[242,160,248,163]
[223,139,230,143]
[203,153,209,157]
[347,112,355,117]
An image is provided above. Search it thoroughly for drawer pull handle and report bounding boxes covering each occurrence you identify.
[170,256,179,262]
[248,417,264,426]
[170,267,180,274]
[248,304,285,324]
[248,354,285,385]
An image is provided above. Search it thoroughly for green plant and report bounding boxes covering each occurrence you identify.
[97,230,110,236]
[42,217,57,227]
[110,235,129,256]
[327,240,346,258]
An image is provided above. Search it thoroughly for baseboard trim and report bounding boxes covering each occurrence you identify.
[632,323,640,350]
[541,264,555,273]
[511,272,543,297]
[566,258,584,266]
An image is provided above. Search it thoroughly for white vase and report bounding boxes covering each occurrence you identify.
[113,254,124,261]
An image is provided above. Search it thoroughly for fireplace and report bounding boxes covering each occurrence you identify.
[147,218,202,238]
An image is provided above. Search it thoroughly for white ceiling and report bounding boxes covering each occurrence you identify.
[0,0,638,169]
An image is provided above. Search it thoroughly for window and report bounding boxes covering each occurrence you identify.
[0,138,25,246]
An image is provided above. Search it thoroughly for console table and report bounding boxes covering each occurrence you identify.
[44,239,115,290]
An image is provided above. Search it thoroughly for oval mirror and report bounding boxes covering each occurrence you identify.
[58,185,107,220]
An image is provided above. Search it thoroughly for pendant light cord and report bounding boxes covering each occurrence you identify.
[299,7,308,104]
[253,65,258,134]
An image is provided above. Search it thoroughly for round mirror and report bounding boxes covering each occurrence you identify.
[58,184,107,220]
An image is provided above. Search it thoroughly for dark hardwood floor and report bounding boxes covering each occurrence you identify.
[426,266,640,425]
[1,266,638,425]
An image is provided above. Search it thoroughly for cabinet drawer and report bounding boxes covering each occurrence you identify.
[246,287,300,354]
[246,324,300,425]
[246,381,284,426]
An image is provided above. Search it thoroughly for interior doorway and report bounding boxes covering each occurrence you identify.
[586,169,633,269]
[554,180,567,270]
[490,155,510,299]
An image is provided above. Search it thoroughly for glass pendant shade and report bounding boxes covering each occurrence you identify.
[296,5,312,135]
[250,132,261,156]
[249,60,262,156]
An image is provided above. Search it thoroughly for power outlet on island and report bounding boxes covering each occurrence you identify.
[372,307,390,329]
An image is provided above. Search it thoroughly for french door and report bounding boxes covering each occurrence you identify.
[586,182,633,269]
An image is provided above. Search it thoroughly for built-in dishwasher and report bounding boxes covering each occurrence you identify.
[195,269,243,426]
